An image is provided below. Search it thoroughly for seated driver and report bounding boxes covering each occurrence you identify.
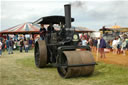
[47,23,55,33]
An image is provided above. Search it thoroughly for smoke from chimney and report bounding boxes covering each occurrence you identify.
[70,1,86,8]
[70,1,87,15]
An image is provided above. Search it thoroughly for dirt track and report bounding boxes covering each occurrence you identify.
[92,51,128,66]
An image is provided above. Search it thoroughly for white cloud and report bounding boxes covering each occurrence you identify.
[1,0,128,31]
[72,1,128,30]
[1,1,68,31]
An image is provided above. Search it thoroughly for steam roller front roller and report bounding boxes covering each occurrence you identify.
[57,51,95,78]
[34,40,47,68]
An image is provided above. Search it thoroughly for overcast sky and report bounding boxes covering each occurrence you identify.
[1,0,128,31]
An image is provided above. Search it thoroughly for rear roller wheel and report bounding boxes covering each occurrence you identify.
[57,51,95,78]
[34,40,47,68]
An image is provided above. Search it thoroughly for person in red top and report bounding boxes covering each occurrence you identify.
[80,33,86,39]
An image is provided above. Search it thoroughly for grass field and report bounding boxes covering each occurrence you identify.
[0,50,128,85]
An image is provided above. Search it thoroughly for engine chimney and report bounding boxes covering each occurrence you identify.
[64,4,71,28]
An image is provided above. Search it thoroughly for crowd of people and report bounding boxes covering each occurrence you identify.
[0,31,128,58]
[79,34,107,58]
[111,35,128,55]
[0,38,33,56]
[79,33,128,58]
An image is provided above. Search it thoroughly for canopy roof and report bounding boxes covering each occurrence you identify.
[0,22,40,34]
[111,25,121,29]
[32,15,74,24]
[109,25,128,32]
[99,25,128,32]
[32,15,93,32]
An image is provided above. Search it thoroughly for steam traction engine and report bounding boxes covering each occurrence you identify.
[33,4,96,78]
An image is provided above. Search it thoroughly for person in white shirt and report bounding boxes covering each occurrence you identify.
[121,39,127,55]
[0,40,3,56]
[97,38,100,52]
[81,37,87,46]
[112,38,118,54]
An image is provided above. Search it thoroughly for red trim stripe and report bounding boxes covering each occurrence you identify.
[8,24,22,32]
[29,24,39,31]
[16,24,26,32]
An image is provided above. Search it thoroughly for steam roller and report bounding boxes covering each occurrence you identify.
[57,51,95,78]
[33,4,96,78]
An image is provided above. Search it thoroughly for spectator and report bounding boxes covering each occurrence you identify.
[81,37,87,46]
[29,38,33,50]
[99,36,106,58]
[93,38,98,52]
[13,40,17,50]
[125,38,128,50]
[80,33,84,39]
[82,37,91,50]
[117,36,122,54]
[24,39,29,53]
[6,39,9,51]
[121,39,127,55]
[2,39,5,52]
[17,40,20,50]
[8,38,14,54]
[88,37,93,51]
[106,40,112,51]
[0,40,2,56]
[20,39,24,52]
[112,38,118,54]
[97,38,100,52]
[91,38,95,52]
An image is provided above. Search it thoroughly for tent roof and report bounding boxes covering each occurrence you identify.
[0,22,94,34]
[74,27,94,32]
[0,22,40,34]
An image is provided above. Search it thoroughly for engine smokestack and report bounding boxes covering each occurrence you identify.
[64,4,71,28]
